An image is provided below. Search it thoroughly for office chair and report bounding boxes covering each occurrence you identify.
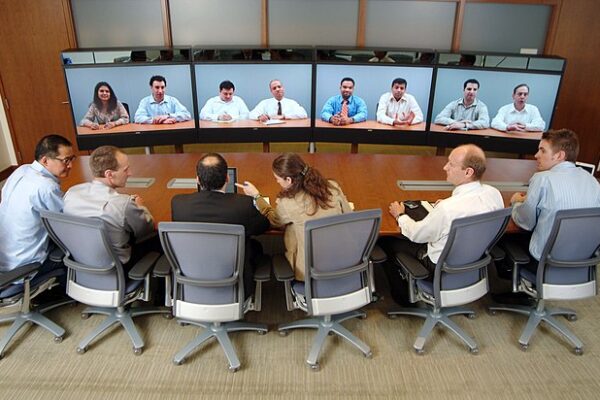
[158,222,269,372]
[273,209,381,371]
[40,210,168,355]
[0,258,69,358]
[490,207,600,354]
[122,102,130,118]
[388,208,512,354]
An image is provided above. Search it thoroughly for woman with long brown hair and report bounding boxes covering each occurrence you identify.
[237,153,352,281]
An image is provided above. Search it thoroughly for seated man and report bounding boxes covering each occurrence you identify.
[199,80,250,121]
[376,78,423,126]
[63,146,157,268]
[134,75,192,124]
[491,84,545,132]
[434,79,489,130]
[171,153,270,296]
[249,79,308,122]
[369,51,395,63]
[0,135,75,274]
[321,77,367,126]
[378,144,504,305]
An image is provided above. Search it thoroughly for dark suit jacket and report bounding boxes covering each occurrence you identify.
[171,190,270,295]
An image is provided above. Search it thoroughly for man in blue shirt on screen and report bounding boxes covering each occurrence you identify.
[134,75,191,124]
[321,77,367,126]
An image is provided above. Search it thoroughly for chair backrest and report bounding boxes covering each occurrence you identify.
[39,210,126,294]
[536,207,600,292]
[304,209,381,316]
[433,208,512,306]
[122,102,130,117]
[158,222,245,308]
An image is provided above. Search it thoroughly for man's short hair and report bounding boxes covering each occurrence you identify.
[392,78,407,87]
[149,75,166,86]
[34,134,72,161]
[89,145,121,177]
[340,77,355,86]
[463,79,480,89]
[542,129,579,162]
[513,83,529,94]
[197,153,228,191]
[460,144,487,180]
[219,80,235,91]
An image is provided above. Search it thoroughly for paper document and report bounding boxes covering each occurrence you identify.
[263,119,285,126]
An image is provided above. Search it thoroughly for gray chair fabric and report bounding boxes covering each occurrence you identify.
[0,263,68,358]
[274,209,381,370]
[158,222,268,372]
[490,207,600,354]
[389,208,512,354]
[40,210,167,355]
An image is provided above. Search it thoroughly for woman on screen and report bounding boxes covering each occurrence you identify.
[80,81,129,130]
[237,153,352,282]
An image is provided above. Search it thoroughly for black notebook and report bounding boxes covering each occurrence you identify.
[403,200,434,221]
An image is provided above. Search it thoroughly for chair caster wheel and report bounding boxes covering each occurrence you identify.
[415,348,425,355]
[574,347,583,355]
[567,314,577,322]
[133,347,143,355]
[359,314,367,320]
[469,347,479,354]
[488,309,497,316]
[81,313,90,319]
[308,362,320,371]
[163,313,174,319]
[229,366,240,373]
[173,358,184,366]
[279,330,289,337]
[257,330,267,335]
[328,331,335,336]
[364,351,373,359]
[519,343,529,352]
[177,321,188,327]
[466,313,476,319]
[388,314,398,319]
[76,346,88,354]
[54,335,63,343]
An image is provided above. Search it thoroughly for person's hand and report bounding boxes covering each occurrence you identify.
[507,123,526,132]
[218,113,232,121]
[389,201,405,219]
[272,114,284,120]
[445,122,464,130]
[511,192,527,204]
[131,194,145,207]
[90,123,100,130]
[330,115,342,126]
[340,116,353,125]
[103,121,115,129]
[235,181,260,197]
[163,117,176,124]
[393,119,409,126]
[258,114,269,122]
[152,115,169,124]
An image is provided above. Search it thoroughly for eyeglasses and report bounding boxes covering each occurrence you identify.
[52,155,77,165]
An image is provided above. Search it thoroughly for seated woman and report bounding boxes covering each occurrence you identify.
[238,153,352,281]
[80,81,129,130]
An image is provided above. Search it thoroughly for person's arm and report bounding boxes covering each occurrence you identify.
[255,197,290,228]
[434,101,456,125]
[80,104,98,128]
[321,97,336,122]
[397,203,447,244]
[331,182,353,213]
[285,99,308,119]
[525,105,545,132]
[407,95,423,124]
[40,184,65,213]
[248,100,265,120]
[491,106,508,131]
[244,199,270,236]
[351,97,368,123]
[134,98,152,124]
[199,98,217,121]
[169,97,192,122]
[511,174,543,231]
[376,94,394,125]
[124,196,155,242]
[237,98,250,120]
[114,101,129,126]
[469,102,489,129]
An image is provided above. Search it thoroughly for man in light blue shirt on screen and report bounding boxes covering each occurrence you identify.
[321,77,367,126]
[0,135,75,273]
[134,75,191,124]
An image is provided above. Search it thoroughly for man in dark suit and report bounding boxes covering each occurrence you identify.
[171,153,270,297]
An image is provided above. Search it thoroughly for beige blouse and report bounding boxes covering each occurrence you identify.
[256,180,352,281]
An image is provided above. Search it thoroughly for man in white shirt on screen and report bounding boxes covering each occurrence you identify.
[199,80,250,122]
[434,79,490,130]
[249,79,308,122]
[491,83,545,132]
[376,78,423,126]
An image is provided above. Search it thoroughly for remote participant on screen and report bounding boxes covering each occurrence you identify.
[376,77,423,126]
[134,75,191,125]
[321,77,367,126]
[249,79,308,122]
[491,83,545,132]
[434,79,490,130]
[199,80,250,122]
[80,81,129,130]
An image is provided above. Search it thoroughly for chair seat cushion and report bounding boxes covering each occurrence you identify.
[416,279,434,295]
[292,280,305,295]
[0,269,64,299]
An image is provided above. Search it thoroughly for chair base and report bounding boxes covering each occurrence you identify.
[0,298,72,358]
[278,310,372,370]
[388,306,478,353]
[77,305,170,354]
[173,319,268,371]
[489,301,582,352]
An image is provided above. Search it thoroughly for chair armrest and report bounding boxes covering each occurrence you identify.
[272,254,294,282]
[501,241,531,266]
[490,245,506,262]
[0,263,40,287]
[128,252,160,280]
[152,254,171,278]
[48,247,64,263]
[253,254,271,282]
[395,252,430,279]
[370,245,387,264]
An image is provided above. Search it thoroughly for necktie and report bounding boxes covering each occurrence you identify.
[341,100,348,118]
[277,101,282,116]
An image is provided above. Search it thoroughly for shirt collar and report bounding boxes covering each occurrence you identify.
[452,180,482,196]
[458,98,478,107]
[388,93,406,103]
[31,160,60,183]
[550,161,576,171]
[151,96,169,105]
[340,95,354,104]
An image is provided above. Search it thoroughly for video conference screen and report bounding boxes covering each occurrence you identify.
[315,64,434,131]
[431,67,562,135]
[194,63,312,130]
[65,64,195,136]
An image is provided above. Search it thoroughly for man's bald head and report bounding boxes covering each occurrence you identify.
[196,153,228,191]
[455,144,487,181]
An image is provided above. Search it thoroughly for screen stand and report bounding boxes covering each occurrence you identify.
[308,142,316,154]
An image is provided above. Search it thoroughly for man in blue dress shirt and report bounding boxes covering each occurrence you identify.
[0,135,75,273]
[320,77,367,126]
[134,75,191,124]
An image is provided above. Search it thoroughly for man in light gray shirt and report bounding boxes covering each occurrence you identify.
[63,146,156,268]
[434,79,489,130]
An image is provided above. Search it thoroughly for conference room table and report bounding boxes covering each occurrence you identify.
[315,120,427,131]
[199,119,310,128]
[77,120,195,135]
[61,152,537,235]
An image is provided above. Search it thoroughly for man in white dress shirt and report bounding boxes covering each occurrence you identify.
[199,80,250,122]
[376,78,423,126]
[249,79,308,122]
[491,83,545,132]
